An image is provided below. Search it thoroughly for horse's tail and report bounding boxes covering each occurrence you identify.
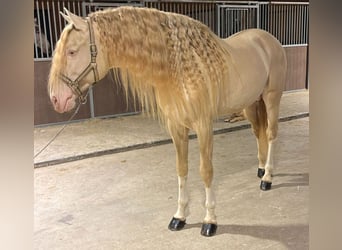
[255,97,268,155]
[257,98,268,131]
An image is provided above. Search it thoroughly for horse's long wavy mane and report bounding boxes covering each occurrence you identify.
[53,7,230,128]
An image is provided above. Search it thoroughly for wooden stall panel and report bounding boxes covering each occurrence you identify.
[92,71,140,117]
[284,46,308,91]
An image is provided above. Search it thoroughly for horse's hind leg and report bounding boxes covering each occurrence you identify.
[194,121,217,237]
[167,121,190,231]
[259,90,283,190]
[244,100,269,179]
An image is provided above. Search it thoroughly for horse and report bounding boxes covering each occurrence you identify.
[34,17,51,58]
[48,7,286,237]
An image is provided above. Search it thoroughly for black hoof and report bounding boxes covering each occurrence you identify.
[201,223,217,237]
[168,217,186,231]
[260,181,272,191]
[257,168,265,178]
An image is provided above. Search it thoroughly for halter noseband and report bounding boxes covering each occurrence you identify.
[60,17,99,104]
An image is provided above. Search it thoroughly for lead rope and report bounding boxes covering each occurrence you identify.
[34,90,89,159]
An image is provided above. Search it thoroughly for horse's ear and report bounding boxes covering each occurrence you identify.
[60,11,71,23]
[60,8,87,31]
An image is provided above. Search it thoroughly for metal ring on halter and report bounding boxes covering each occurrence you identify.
[59,17,99,105]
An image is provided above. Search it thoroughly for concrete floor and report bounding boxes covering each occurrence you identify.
[34,90,309,250]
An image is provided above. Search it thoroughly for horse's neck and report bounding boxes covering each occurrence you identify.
[95,9,169,82]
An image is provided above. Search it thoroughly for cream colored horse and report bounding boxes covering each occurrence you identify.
[48,7,286,237]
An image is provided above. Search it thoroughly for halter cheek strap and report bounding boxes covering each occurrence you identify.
[60,17,99,104]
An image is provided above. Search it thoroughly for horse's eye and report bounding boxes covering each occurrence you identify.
[67,49,77,56]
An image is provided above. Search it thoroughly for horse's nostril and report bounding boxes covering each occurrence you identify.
[51,96,58,107]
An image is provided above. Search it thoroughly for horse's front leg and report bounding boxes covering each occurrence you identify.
[167,121,190,231]
[196,122,217,237]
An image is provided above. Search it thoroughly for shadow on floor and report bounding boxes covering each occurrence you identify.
[272,172,309,190]
[184,223,309,249]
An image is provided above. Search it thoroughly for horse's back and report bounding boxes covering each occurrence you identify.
[224,29,286,72]
[217,29,286,114]
[226,29,287,95]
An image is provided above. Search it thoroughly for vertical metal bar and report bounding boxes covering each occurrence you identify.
[42,1,50,58]
[289,4,292,45]
[282,4,285,44]
[62,1,66,26]
[47,1,53,56]
[217,5,220,37]
[303,4,306,44]
[294,4,297,44]
[304,5,308,44]
[81,1,86,17]
[57,1,62,33]
[284,4,287,45]
[205,3,208,28]
[200,2,203,23]
[77,1,81,17]
[265,3,268,30]
[195,2,197,21]
[278,4,281,42]
[282,4,285,43]
[275,4,278,41]
[260,3,264,30]
[233,9,235,34]
[237,9,239,32]
[297,4,300,44]
[266,3,269,31]
[273,4,276,39]
[235,9,238,33]
[286,4,289,45]
[228,9,231,36]
[232,9,234,34]
[277,4,280,42]
[52,1,58,49]
[34,1,39,59]
[298,4,301,44]
[300,5,304,44]
[291,4,294,45]
[256,4,259,29]
[296,4,299,44]
[209,2,212,31]
[86,0,95,118]
[205,3,208,29]
[67,1,71,14]
[278,4,281,43]
[264,3,267,31]
[230,9,232,35]
[36,1,43,58]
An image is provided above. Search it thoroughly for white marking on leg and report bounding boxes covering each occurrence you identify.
[256,140,265,169]
[174,176,189,220]
[262,140,275,183]
[204,187,217,224]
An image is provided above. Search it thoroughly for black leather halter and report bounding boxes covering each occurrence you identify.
[60,17,99,104]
